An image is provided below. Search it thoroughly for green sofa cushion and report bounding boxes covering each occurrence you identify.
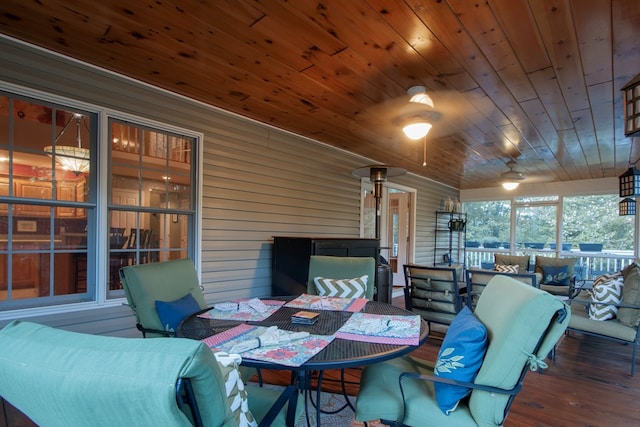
[618,263,640,327]
[569,302,637,342]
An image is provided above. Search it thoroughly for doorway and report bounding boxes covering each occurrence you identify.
[359,182,415,287]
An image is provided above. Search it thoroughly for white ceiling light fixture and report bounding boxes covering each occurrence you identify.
[402,121,433,140]
[501,160,525,190]
[44,113,90,175]
[401,86,436,140]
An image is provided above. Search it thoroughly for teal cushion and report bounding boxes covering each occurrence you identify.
[542,265,569,286]
[155,293,201,332]
[434,306,488,414]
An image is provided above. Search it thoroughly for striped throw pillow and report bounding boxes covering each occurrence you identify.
[495,264,519,273]
[314,275,368,298]
[588,274,623,321]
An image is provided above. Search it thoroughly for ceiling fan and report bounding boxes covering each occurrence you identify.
[501,160,526,190]
[350,85,491,165]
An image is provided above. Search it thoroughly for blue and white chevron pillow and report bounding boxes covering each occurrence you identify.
[588,274,624,321]
[314,275,368,298]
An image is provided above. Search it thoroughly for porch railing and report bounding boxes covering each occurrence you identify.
[466,248,635,280]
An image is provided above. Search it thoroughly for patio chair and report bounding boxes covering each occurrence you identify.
[305,255,376,405]
[120,258,208,338]
[465,268,538,310]
[354,275,570,427]
[535,256,579,296]
[0,320,302,427]
[306,255,377,300]
[403,264,465,327]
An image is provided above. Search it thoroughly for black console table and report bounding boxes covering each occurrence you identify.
[271,237,387,300]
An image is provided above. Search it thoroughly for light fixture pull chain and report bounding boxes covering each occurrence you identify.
[422,135,427,166]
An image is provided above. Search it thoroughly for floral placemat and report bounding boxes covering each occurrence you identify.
[284,294,368,312]
[198,299,285,322]
[201,324,334,367]
[334,313,421,345]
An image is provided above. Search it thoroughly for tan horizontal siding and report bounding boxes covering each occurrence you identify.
[0,35,457,336]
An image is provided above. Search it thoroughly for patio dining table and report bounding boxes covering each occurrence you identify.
[178,298,428,427]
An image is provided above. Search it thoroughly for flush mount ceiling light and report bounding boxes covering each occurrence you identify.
[501,160,525,190]
[44,113,90,175]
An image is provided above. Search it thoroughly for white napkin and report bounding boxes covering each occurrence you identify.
[237,298,270,313]
[229,326,310,353]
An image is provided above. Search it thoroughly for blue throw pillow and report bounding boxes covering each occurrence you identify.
[155,293,201,332]
[542,265,569,286]
[434,306,488,415]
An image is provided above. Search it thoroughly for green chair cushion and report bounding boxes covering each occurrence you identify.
[0,320,301,427]
[469,276,569,426]
[355,355,477,427]
[120,259,208,336]
[0,320,232,427]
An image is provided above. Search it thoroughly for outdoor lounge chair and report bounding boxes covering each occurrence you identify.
[0,320,302,427]
[354,275,570,427]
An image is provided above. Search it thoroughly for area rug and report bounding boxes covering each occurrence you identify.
[250,383,387,427]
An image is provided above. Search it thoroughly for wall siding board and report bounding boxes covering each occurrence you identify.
[0,35,456,336]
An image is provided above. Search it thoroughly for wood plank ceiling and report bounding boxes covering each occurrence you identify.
[0,0,639,189]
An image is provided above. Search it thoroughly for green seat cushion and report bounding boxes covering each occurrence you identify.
[355,355,477,427]
[569,303,637,342]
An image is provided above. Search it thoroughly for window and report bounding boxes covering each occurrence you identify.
[0,88,199,313]
[464,200,511,248]
[107,120,196,298]
[0,93,95,309]
[465,195,634,277]
[514,197,557,250]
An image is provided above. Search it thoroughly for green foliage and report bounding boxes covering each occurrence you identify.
[464,195,634,251]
